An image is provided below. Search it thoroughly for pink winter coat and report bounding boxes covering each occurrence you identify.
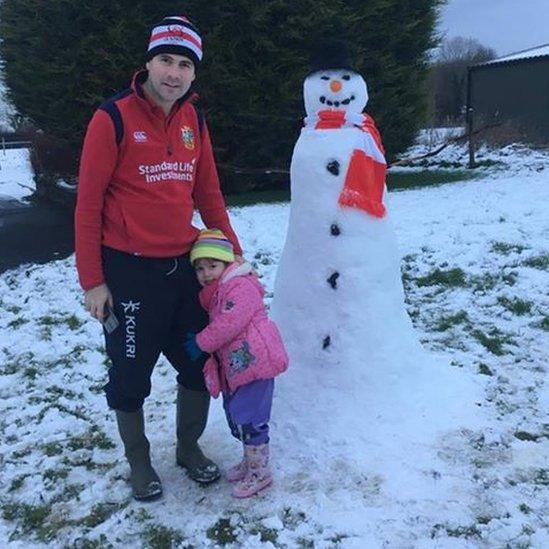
[196,262,289,397]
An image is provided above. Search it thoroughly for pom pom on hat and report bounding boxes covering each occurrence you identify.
[147,15,203,67]
[190,229,235,264]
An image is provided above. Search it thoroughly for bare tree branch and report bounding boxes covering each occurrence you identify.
[390,123,502,167]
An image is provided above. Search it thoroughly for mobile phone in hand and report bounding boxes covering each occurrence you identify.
[102,305,119,334]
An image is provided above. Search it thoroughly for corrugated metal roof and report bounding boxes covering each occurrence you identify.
[476,43,549,67]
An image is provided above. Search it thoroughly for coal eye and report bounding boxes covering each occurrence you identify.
[320,75,330,80]
[342,75,351,81]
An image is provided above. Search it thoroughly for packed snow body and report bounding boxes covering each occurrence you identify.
[271,70,486,498]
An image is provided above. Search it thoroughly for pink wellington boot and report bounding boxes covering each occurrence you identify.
[226,457,247,482]
[231,443,272,498]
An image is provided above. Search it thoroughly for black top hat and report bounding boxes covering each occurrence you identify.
[309,40,355,74]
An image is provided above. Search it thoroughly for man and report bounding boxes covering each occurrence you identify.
[75,15,242,501]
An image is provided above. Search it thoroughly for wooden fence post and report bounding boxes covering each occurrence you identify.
[466,66,475,168]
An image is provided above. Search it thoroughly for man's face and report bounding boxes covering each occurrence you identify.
[145,53,196,109]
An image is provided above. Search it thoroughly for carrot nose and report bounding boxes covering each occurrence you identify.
[330,80,342,92]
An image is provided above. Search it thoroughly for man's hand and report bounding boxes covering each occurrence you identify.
[84,283,113,321]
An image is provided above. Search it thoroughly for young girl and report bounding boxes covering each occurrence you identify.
[184,229,289,498]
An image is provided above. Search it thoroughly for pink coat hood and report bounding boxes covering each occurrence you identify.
[196,262,289,396]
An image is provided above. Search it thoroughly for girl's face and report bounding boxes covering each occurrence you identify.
[194,258,227,286]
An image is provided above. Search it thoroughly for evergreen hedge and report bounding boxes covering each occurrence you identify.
[0,0,441,193]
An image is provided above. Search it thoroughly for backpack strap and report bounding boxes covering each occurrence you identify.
[99,87,132,147]
[100,101,124,146]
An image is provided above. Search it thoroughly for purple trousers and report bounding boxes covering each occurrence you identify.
[222,378,274,446]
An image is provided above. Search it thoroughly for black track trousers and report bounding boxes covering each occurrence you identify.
[101,246,208,412]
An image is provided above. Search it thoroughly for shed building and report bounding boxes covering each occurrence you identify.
[467,44,549,144]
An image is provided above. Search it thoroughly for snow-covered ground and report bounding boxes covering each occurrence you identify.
[0,148,33,201]
[0,140,548,547]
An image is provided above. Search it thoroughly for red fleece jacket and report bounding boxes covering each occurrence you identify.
[75,71,242,290]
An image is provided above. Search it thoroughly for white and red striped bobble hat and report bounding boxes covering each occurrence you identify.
[147,15,203,67]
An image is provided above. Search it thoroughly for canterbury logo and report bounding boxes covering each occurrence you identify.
[133,131,147,143]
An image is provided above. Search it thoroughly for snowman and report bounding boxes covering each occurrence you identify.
[268,43,486,508]
[271,42,421,374]
[271,43,483,445]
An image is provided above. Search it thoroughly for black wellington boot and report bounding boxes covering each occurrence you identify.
[115,409,163,501]
[175,385,220,484]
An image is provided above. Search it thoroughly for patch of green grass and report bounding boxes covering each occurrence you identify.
[43,467,70,484]
[431,523,481,540]
[6,305,22,314]
[226,188,289,207]
[533,469,548,485]
[514,431,538,442]
[282,507,307,529]
[7,317,28,329]
[472,327,515,356]
[472,271,518,292]
[50,483,85,504]
[415,268,467,288]
[80,503,123,528]
[2,502,53,541]
[8,475,29,492]
[471,272,499,292]
[64,534,111,548]
[541,316,549,331]
[38,315,59,326]
[24,366,39,379]
[433,310,469,332]
[473,159,506,169]
[497,296,533,315]
[249,525,279,544]
[38,314,85,332]
[478,363,493,376]
[522,254,549,270]
[46,385,81,400]
[502,272,518,286]
[491,241,527,255]
[67,426,115,451]
[253,251,273,266]
[206,517,238,546]
[387,169,478,191]
[0,361,19,375]
[37,403,89,423]
[142,523,185,549]
[11,447,32,459]
[66,314,85,330]
[519,503,532,514]
[328,533,350,544]
[61,455,115,472]
[88,383,105,395]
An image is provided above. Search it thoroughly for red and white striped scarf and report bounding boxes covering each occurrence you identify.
[304,110,385,155]
[302,109,387,218]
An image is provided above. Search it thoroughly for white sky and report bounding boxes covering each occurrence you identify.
[438,0,549,56]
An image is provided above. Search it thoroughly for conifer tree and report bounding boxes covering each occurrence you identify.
[0,0,442,191]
